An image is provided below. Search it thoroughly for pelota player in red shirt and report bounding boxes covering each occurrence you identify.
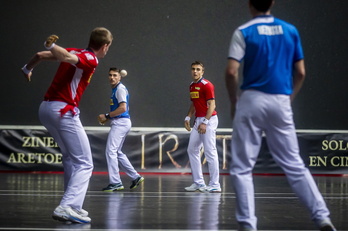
[184,61,221,193]
[21,28,113,224]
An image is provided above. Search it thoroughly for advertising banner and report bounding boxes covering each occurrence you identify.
[0,127,347,174]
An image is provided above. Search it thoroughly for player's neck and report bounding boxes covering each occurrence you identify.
[194,77,203,83]
[250,6,271,17]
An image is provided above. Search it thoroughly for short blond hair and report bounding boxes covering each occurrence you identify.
[88,27,113,50]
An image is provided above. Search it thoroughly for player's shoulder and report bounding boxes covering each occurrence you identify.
[117,83,128,91]
[68,48,95,56]
[238,16,275,30]
[69,48,98,66]
[239,16,299,36]
[273,18,301,38]
[66,47,84,53]
[201,78,214,87]
[274,17,297,29]
[119,82,126,88]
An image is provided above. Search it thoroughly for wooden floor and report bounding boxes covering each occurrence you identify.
[0,172,347,230]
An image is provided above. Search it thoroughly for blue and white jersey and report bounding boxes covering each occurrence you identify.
[228,15,304,95]
[110,82,130,118]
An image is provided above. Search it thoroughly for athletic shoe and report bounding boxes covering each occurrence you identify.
[318,219,337,231]
[238,227,257,231]
[184,183,206,192]
[72,208,88,217]
[52,205,91,223]
[102,183,124,192]
[130,176,144,189]
[199,185,221,193]
[238,223,257,231]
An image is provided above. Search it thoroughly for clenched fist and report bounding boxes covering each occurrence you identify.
[98,114,108,125]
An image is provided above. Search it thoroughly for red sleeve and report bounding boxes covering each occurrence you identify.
[75,52,98,70]
[204,82,215,100]
[66,48,98,70]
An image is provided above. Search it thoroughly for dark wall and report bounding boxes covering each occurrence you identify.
[1,0,348,129]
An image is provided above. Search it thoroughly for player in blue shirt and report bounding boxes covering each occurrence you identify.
[225,1,336,231]
[98,67,144,192]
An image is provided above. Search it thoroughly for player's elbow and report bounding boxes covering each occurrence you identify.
[35,51,48,60]
[34,51,55,61]
[118,104,127,113]
[225,68,238,79]
[207,100,216,111]
[294,69,306,84]
[299,69,306,80]
[294,59,306,80]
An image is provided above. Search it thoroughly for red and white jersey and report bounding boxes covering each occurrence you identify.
[44,48,98,107]
[189,77,217,117]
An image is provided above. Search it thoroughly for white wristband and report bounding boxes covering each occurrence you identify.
[185,116,190,121]
[44,42,56,50]
[21,64,33,75]
[202,118,209,125]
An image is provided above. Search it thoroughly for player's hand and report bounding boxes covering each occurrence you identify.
[21,68,32,82]
[98,114,108,125]
[184,120,191,132]
[198,124,207,134]
[21,65,33,82]
[45,35,59,49]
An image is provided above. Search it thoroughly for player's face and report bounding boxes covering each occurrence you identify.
[191,65,204,82]
[109,70,121,87]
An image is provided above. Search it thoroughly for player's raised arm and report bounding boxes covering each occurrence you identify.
[21,34,79,82]
[44,35,79,64]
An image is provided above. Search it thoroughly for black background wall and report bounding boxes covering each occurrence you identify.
[1,0,348,129]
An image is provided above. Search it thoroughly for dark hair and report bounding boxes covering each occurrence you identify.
[250,0,273,12]
[109,67,120,73]
[191,61,205,71]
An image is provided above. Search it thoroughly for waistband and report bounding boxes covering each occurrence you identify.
[42,100,76,117]
[111,116,130,120]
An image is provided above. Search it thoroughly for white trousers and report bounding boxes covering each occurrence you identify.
[230,90,330,229]
[187,116,220,188]
[39,101,93,210]
[106,118,139,184]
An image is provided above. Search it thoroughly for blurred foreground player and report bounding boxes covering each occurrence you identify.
[21,27,113,223]
[225,1,336,230]
[98,68,144,192]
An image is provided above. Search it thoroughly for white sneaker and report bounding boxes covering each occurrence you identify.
[199,185,221,193]
[52,205,91,223]
[185,183,206,192]
[317,218,337,231]
[72,208,89,217]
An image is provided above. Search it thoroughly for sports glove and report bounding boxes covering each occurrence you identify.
[44,35,59,49]
[97,114,108,125]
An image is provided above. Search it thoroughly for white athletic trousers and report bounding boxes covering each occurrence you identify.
[230,90,330,229]
[106,118,139,184]
[39,101,93,210]
[187,115,220,188]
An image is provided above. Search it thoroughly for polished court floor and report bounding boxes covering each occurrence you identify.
[0,172,347,231]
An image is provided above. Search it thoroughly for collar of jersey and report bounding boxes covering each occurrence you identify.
[195,77,204,84]
[254,14,273,19]
[86,47,95,54]
[112,82,122,89]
